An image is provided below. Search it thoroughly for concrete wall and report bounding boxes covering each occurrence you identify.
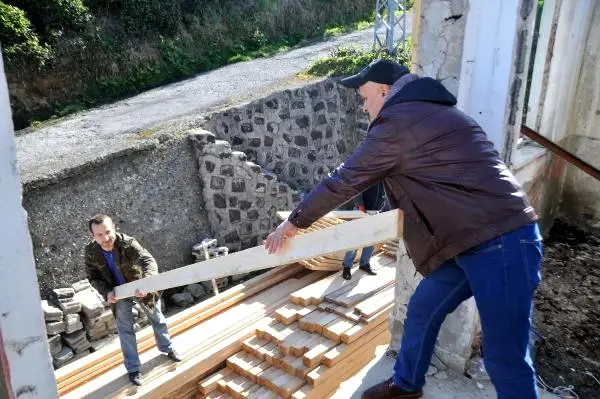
[526,0,595,143]
[524,0,599,228]
[561,1,600,228]
[0,53,58,397]
[201,79,369,192]
[23,135,212,296]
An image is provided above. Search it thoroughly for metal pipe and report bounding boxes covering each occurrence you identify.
[520,125,600,182]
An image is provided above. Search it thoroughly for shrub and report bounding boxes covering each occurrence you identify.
[120,0,182,36]
[8,0,91,34]
[0,2,52,66]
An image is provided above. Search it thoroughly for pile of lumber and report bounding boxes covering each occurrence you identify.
[56,212,401,398]
[380,240,400,259]
[196,254,396,399]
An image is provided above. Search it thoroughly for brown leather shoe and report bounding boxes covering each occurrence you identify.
[362,378,423,399]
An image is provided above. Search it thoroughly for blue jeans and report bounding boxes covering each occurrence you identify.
[115,298,173,373]
[393,223,542,399]
[342,245,375,268]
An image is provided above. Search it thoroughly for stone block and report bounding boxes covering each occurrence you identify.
[183,283,206,299]
[62,330,87,349]
[51,288,75,300]
[71,279,92,293]
[73,287,104,317]
[87,327,110,341]
[56,299,82,315]
[41,300,63,322]
[170,292,194,307]
[65,314,83,334]
[46,320,65,335]
[48,334,63,356]
[65,313,80,325]
[53,347,73,368]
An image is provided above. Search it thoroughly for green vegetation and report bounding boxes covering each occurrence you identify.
[1,0,386,129]
[302,39,412,79]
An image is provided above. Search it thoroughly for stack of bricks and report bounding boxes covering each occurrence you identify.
[43,279,154,369]
[42,279,129,369]
[45,287,92,368]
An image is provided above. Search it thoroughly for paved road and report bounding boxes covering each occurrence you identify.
[15,14,412,186]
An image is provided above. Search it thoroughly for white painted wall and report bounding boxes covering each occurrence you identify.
[456,0,537,161]
[0,54,58,397]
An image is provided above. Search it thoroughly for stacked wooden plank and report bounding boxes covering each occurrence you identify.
[196,254,396,399]
[381,240,400,259]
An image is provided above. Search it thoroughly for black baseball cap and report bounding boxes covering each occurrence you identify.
[340,59,409,88]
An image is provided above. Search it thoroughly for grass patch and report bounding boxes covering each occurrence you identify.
[301,38,412,79]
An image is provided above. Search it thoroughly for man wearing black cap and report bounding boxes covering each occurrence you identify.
[265,59,542,399]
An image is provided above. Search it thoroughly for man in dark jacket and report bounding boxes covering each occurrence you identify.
[265,59,542,399]
[341,181,387,280]
[86,214,181,386]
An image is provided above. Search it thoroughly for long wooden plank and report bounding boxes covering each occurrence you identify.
[56,263,303,392]
[354,286,395,318]
[306,327,390,387]
[275,304,315,325]
[198,368,234,394]
[340,304,393,344]
[292,328,390,399]
[277,211,369,220]
[324,265,396,307]
[317,303,362,323]
[322,321,388,367]
[115,210,402,298]
[322,317,357,343]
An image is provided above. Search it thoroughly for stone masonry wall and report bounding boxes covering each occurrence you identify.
[202,78,370,193]
[190,130,300,251]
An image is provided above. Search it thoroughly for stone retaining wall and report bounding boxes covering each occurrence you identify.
[190,130,299,251]
[202,78,370,192]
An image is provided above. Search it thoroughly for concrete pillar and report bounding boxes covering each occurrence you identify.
[0,53,58,397]
[396,0,537,373]
[413,0,538,163]
[411,0,468,97]
[388,241,479,372]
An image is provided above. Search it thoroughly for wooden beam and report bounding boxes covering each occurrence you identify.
[115,210,402,299]
[277,210,369,221]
